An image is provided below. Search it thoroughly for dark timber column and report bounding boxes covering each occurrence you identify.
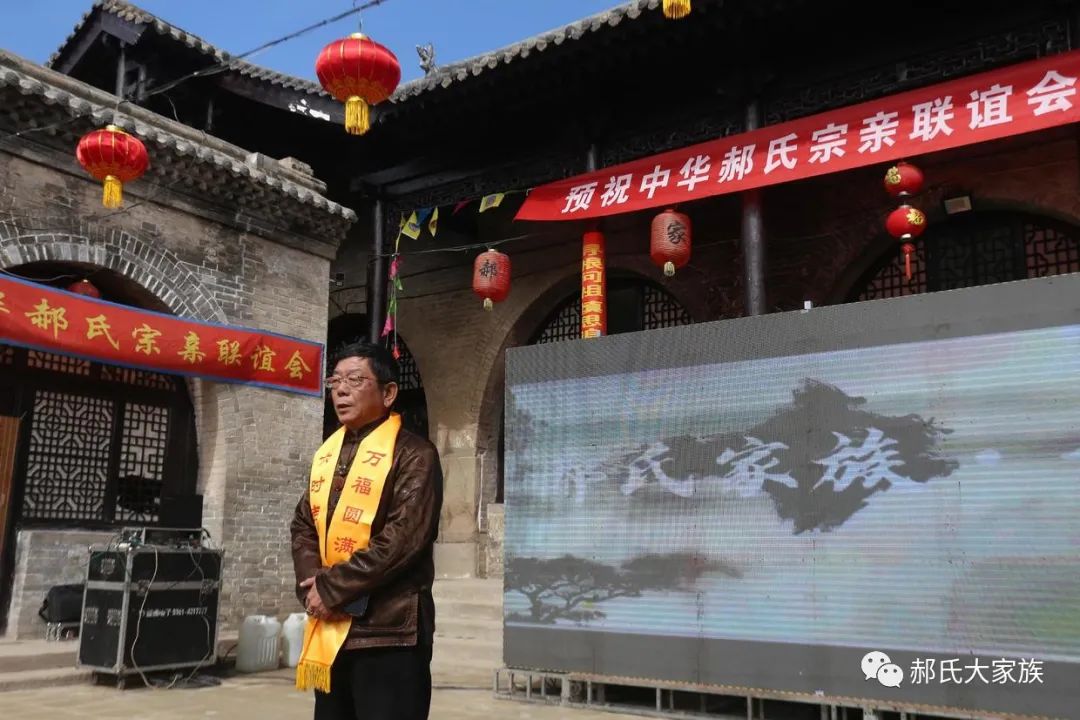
[742,99,767,316]
[368,199,387,344]
[114,43,126,98]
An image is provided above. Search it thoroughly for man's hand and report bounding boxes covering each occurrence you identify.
[300,577,349,622]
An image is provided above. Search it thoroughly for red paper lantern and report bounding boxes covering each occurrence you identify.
[886,205,928,240]
[883,161,924,197]
[650,208,692,277]
[76,125,149,208]
[67,279,101,298]
[315,33,401,135]
[473,249,511,311]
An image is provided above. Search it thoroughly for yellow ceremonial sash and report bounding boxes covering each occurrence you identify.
[295,412,401,694]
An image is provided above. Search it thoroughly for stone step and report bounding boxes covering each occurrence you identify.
[434,599,503,623]
[0,640,77,673]
[432,578,503,604]
[433,636,501,659]
[434,616,503,641]
[431,651,502,689]
[0,666,93,692]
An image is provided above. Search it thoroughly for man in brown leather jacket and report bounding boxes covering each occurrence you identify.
[291,342,443,720]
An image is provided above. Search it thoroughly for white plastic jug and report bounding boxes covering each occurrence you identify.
[281,612,308,668]
[236,615,282,673]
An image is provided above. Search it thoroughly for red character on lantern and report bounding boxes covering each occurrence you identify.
[473,249,511,311]
[650,208,692,277]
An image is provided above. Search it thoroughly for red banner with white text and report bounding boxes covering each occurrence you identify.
[0,273,324,396]
[516,50,1080,221]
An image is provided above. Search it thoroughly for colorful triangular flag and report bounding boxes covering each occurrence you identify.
[479,193,505,213]
[401,211,422,240]
[427,207,439,237]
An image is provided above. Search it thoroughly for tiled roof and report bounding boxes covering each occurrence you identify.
[2,48,356,228]
[392,1,659,100]
[48,0,665,105]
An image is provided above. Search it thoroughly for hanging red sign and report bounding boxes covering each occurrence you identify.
[517,49,1080,221]
[0,273,323,396]
[581,231,606,338]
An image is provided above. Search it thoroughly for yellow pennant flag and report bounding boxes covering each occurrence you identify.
[479,193,505,213]
[427,207,439,237]
[401,212,422,240]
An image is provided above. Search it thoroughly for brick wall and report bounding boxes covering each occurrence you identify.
[7,530,113,639]
[1,147,336,636]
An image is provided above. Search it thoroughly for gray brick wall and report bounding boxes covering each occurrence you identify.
[1,146,337,635]
[8,530,114,639]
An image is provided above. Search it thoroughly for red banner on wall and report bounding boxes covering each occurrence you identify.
[0,273,324,396]
[516,49,1080,221]
[581,232,606,338]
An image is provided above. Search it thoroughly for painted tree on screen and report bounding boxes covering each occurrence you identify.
[503,389,546,490]
[610,379,958,534]
[505,552,737,624]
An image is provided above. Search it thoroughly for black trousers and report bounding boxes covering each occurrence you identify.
[313,643,433,720]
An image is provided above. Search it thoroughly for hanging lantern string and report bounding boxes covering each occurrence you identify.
[0,0,395,143]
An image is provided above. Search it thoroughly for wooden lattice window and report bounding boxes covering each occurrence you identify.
[0,346,196,526]
[851,212,1080,302]
[531,279,691,345]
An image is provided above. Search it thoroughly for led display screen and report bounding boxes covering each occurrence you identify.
[504,274,1080,718]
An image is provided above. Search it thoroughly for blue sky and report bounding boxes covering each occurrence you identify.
[0,0,622,83]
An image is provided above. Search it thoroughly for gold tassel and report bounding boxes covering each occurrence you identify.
[344,96,370,135]
[102,175,122,209]
[664,261,676,277]
[296,661,332,693]
[663,0,691,19]
[483,298,493,311]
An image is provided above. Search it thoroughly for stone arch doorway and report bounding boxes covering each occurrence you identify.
[324,313,429,440]
[845,210,1080,302]
[0,262,198,632]
[494,274,692,502]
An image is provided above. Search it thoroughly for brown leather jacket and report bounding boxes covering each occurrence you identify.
[290,420,443,650]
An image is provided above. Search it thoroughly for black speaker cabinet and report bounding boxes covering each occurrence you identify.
[77,545,223,680]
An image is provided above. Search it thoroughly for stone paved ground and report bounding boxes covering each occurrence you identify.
[0,672,645,720]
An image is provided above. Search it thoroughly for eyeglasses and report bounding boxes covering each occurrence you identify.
[324,374,377,390]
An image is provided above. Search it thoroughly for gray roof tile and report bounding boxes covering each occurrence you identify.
[48,0,662,107]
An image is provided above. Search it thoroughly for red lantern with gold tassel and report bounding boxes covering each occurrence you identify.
[67,279,101,298]
[75,125,148,208]
[473,249,511,311]
[663,0,691,19]
[315,33,401,135]
[883,161,924,197]
[650,208,692,277]
[886,205,927,280]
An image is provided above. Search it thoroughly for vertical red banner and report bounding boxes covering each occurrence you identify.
[581,231,606,338]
